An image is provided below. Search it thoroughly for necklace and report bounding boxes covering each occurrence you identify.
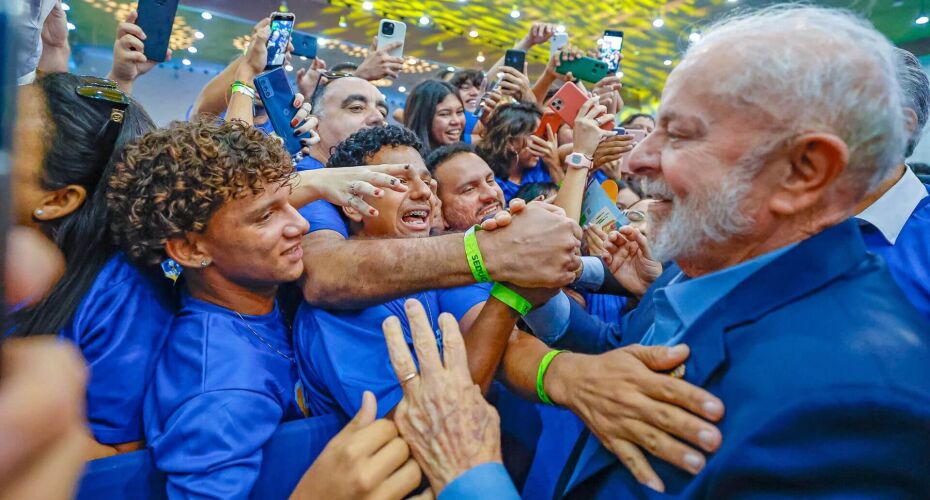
[235,311,295,363]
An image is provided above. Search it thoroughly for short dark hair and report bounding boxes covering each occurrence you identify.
[403,79,462,153]
[475,101,542,178]
[327,125,425,168]
[425,142,474,175]
[449,69,484,90]
[895,48,930,158]
[621,113,655,128]
[330,62,359,73]
[514,182,559,202]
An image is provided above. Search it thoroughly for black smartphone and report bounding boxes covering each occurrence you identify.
[598,29,624,74]
[505,49,526,72]
[254,67,312,157]
[290,31,317,59]
[135,0,180,63]
[266,12,296,70]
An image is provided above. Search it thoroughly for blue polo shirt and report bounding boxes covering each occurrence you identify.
[294,284,491,419]
[57,253,174,445]
[463,110,478,144]
[496,159,554,203]
[857,168,930,322]
[294,156,350,238]
[145,294,304,499]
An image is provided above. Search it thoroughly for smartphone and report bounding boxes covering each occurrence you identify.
[254,67,312,157]
[135,0,180,63]
[377,19,406,58]
[505,49,526,72]
[266,12,295,70]
[598,30,624,74]
[619,128,647,174]
[473,77,501,120]
[555,56,609,84]
[534,112,564,139]
[547,82,613,130]
[550,32,569,56]
[290,31,317,59]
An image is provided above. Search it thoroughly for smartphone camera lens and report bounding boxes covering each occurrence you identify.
[381,22,395,36]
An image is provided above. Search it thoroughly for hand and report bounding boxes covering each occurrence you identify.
[477,90,503,126]
[5,226,65,307]
[527,125,563,183]
[518,22,557,49]
[355,37,405,80]
[290,93,320,155]
[477,202,582,288]
[583,223,608,257]
[593,134,634,171]
[602,226,662,297]
[545,45,583,81]
[572,97,613,157]
[428,179,446,233]
[295,57,327,98]
[107,11,168,93]
[545,345,725,492]
[497,66,534,103]
[41,1,69,49]
[291,391,421,500]
[237,18,270,83]
[592,75,623,116]
[504,283,559,308]
[383,300,503,494]
[299,163,410,217]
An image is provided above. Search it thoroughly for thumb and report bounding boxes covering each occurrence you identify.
[369,36,378,51]
[127,10,138,24]
[347,390,378,430]
[626,343,689,371]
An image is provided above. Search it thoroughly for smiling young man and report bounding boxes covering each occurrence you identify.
[294,126,553,420]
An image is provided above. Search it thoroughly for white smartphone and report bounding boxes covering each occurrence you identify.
[377,19,406,58]
[550,32,569,56]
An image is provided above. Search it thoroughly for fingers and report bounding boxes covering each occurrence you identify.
[480,209,511,230]
[352,419,401,457]
[382,315,420,393]
[404,299,443,377]
[508,197,527,213]
[347,194,378,218]
[641,372,725,424]
[370,459,422,500]
[621,418,707,475]
[365,172,405,193]
[366,436,411,489]
[620,226,654,259]
[118,21,145,41]
[294,116,318,136]
[626,343,689,371]
[590,223,609,242]
[367,162,412,180]
[638,395,723,454]
[350,181,385,199]
[126,10,138,24]
[606,439,665,492]
[346,390,378,431]
[437,313,470,380]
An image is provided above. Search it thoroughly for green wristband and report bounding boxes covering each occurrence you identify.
[491,283,533,316]
[537,350,566,406]
[464,225,491,283]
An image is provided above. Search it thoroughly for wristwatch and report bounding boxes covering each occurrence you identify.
[565,152,594,170]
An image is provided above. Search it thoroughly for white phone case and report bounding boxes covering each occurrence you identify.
[550,33,569,56]
[377,19,406,58]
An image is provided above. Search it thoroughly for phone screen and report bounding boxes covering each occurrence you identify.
[267,15,295,68]
[598,31,623,73]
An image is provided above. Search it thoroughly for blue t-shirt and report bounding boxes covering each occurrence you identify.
[496,159,554,203]
[861,185,930,322]
[294,283,491,419]
[463,110,478,145]
[582,292,627,325]
[57,253,174,445]
[295,156,350,238]
[145,294,304,499]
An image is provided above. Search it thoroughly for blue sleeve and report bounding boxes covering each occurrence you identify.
[438,462,519,500]
[684,387,930,498]
[575,256,606,291]
[71,271,172,444]
[297,200,349,237]
[150,390,284,500]
[523,292,572,344]
[525,295,622,354]
[438,283,491,320]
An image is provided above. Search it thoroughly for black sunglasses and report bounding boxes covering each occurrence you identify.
[308,71,355,108]
[74,75,130,167]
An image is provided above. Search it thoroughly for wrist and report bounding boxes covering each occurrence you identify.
[235,67,258,85]
[473,229,501,281]
[543,352,579,406]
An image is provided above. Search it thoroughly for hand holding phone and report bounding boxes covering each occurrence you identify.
[497,66,531,101]
[547,82,613,130]
[550,33,569,56]
[555,56,609,84]
[266,12,295,69]
[290,31,318,59]
[254,67,315,157]
[377,19,406,58]
[505,49,526,72]
[135,0,180,63]
[598,30,623,74]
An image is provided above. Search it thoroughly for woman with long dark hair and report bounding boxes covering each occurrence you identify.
[9,72,174,458]
[475,100,552,202]
[403,79,465,152]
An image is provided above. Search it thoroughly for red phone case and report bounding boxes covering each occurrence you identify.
[535,112,565,139]
[546,82,613,130]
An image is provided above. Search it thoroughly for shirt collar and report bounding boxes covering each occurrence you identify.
[856,166,929,245]
[663,243,796,329]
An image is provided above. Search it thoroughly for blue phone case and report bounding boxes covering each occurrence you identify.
[254,67,312,157]
[136,0,180,63]
[290,32,318,59]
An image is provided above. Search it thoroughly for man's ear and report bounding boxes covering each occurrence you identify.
[904,107,919,137]
[165,233,211,269]
[769,133,849,216]
[341,205,364,224]
[32,185,87,221]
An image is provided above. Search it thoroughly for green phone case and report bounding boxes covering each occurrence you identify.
[555,57,610,84]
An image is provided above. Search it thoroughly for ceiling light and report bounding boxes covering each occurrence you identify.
[510,8,521,19]
[66,22,76,30]
[182,58,192,66]
[689,32,702,43]
[447,66,456,71]
[727,0,737,3]
[398,86,407,92]
[338,15,347,28]
[300,55,308,61]
[285,64,294,71]
[917,13,930,25]
[617,71,624,78]
[362,1,374,11]
[188,46,198,53]
[61,2,70,11]
[201,11,213,20]
[419,15,430,25]
[652,18,664,28]
[194,30,205,39]
[556,24,566,33]
[469,29,479,38]
[476,51,486,62]
[663,59,672,66]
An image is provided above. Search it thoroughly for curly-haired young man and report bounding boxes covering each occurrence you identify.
[106,119,416,499]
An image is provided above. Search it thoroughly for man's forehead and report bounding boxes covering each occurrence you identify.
[438,153,492,184]
[326,77,380,101]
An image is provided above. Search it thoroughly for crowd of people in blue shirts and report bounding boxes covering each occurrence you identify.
[3,1,930,499]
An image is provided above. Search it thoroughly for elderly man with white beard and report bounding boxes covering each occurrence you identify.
[370,6,930,500]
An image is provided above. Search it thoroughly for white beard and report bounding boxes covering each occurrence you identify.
[642,166,758,264]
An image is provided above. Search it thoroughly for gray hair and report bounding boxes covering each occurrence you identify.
[894,48,929,158]
[687,5,906,192]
